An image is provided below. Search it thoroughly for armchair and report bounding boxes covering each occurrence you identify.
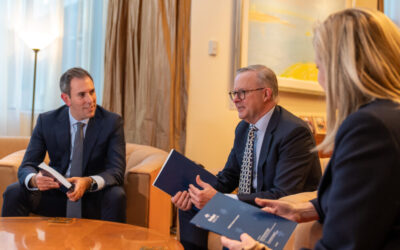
[0,137,172,236]
[279,157,330,250]
[0,136,30,211]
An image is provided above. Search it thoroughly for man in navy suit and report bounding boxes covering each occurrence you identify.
[1,67,126,222]
[173,65,321,249]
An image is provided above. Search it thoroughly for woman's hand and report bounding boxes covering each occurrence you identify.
[221,233,268,250]
[256,198,319,223]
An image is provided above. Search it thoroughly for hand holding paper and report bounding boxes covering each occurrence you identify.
[153,150,218,197]
[34,171,61,191]
[37,163,74,193]
[189,175,217,209]
[172,191,192,211]
[256,198,319,223]
[67,177,92,201]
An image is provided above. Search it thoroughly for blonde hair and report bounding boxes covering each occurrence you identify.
[313,8,400,153]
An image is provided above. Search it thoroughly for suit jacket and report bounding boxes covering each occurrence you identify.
[18,105,126,188]
[311,99,400,249]
[215,105,321,205]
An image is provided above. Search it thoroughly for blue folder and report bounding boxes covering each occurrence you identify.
[153,149,218,196]
[190,193,297,250]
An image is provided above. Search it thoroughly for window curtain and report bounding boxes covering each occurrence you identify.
[384,0,400,26]
[103,0,191,153]
[0,0,108,136]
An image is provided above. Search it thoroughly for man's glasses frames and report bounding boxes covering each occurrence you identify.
[228,88,265,101]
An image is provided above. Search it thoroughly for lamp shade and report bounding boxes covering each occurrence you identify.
[19,31,58,50]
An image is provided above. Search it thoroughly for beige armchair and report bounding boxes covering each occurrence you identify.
[280,157,330,250]
[0,137,30,212]
[0,137,172,236]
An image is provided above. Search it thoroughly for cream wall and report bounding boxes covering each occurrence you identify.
[185,0,375,174]
[185,0,240,174]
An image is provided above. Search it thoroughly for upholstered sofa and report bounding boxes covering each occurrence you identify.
[0,136,172,236]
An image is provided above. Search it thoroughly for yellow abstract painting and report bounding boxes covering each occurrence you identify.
[247,0,346,82]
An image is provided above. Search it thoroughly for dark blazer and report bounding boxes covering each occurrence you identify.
[311,99,400,249]
[215,105,321,205]
[18,105,126,188]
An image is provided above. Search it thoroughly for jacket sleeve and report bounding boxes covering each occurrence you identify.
[96,116,126,186]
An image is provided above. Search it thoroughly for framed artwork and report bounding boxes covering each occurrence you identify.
[235,0,350,95]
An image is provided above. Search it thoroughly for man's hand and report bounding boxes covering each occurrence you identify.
[256,198,318,223]
[66,177,92,202]
[188,175,217,209]
[31,171,60,191]
[171,191,192,211]
[221,233,270,250]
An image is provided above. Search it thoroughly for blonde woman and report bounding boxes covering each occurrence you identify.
[222,8,400,250]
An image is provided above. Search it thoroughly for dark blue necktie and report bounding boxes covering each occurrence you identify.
[66,122,84,218]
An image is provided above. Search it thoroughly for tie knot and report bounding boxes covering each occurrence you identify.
[249,124,257,132]
[76,122,85,129]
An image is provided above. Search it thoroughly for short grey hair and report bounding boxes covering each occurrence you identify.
[236,65,278,99]
[59,67,93,96]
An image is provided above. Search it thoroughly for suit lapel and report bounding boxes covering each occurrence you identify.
[83,109,102,172]
[256,106,281,192]
[56,107,71,174]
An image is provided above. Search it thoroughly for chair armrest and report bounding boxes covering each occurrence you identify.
[127,154,167,174]
[124,145,171,236]
[279,191,321,250]
[0,150,26,210]
[279,191,317,203]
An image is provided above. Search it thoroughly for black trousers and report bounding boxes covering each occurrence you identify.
[179,208,209,250]
[1,182,126,223]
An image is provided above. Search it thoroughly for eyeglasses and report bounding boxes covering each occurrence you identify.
[228,88,265,101]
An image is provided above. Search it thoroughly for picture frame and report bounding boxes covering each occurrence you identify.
[313,116,327,134]
[299,115,316,134]
[298,115,327,135]
[233,0,352,95]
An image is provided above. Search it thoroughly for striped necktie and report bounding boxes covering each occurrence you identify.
[238,124,257,194]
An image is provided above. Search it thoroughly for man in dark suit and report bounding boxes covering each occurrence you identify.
[1,67,126,222]
[172,65,321,249]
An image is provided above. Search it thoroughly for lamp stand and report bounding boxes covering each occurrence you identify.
[30,48,40,135]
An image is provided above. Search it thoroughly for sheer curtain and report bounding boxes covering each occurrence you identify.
[0,0,108,136]
[384,0,400,26]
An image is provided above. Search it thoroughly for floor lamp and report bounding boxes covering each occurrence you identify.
[30,48,40,135]
[20,31,57,135]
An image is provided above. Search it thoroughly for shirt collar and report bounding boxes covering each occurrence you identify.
[68,109,89,127]
[253,106,275,132]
